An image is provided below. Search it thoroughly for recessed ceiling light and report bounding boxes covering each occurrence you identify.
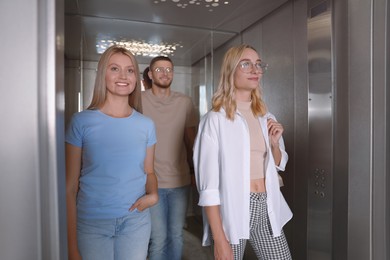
[153,0,229,10]
[96,38,183,58]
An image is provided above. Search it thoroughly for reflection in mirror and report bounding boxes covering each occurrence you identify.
[64,0,288,124]
[64,15,236,126]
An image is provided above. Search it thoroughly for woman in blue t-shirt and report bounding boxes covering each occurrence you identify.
[66,45,158,260]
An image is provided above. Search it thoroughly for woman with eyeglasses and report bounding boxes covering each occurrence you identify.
[193,44,292,260]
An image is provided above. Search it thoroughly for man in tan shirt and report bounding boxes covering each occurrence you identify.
[142,56,198,260]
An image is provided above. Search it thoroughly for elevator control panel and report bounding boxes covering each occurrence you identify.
[313,168,326,198]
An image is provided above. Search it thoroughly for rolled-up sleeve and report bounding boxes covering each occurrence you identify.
[275,136,288,171]
[267,113,288,172]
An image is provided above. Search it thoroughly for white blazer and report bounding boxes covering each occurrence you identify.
[193,108,293,246]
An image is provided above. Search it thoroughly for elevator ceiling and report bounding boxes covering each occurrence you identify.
[65,0,288,66]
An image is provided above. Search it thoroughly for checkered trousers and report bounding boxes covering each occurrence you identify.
[230,192,292,260]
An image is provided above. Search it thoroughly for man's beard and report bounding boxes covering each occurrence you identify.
[154,81,171,89]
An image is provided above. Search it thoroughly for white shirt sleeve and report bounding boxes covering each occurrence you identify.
[193,115,221,206]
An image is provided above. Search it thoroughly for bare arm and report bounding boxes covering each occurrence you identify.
[66,143,82,260]
[144,145,158,201]
[184,126,197,184]
[130,145,158,211]
[205,206,234,260]
[184,126,197,169]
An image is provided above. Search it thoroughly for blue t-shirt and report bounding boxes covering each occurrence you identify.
[66,109,157,219]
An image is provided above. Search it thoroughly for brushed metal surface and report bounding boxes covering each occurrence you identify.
[307,1,333,259]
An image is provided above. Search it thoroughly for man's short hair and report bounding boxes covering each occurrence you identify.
[149,56,173,69]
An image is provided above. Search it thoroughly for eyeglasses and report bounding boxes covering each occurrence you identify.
[153,67,174,74]
[238,60,268,74]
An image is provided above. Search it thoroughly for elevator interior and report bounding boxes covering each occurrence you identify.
[64,1,390,259]
[1,0,388,259]
[65,0,389,260]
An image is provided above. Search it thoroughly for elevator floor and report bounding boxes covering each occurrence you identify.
[183,216,213,260]
[183,216,257,260]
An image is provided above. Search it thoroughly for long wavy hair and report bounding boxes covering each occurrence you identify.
[212,44,267,120]
[87,45,143,112]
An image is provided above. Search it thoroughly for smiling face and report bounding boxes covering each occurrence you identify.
[149,60,174,89]
[233,48,263,101]
[105,53,137,98]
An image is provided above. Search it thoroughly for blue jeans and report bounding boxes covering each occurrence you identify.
[77,209,151,260]
[148,185,190,260]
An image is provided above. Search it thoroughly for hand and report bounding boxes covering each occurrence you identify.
[267,118,284,147]
[190,174,196,187]
[213,239,234,260]
[129,193,158,212]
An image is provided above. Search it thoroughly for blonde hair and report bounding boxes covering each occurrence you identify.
[212,44,267,120]
[87,45,143,112]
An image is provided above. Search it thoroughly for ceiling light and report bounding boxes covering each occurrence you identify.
[96,38,183,58]
[153,0,229,11]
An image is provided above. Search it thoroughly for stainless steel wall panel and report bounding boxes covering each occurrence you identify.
[0,1,40,259]
[0,0,66,259]
[332,0,349,259]
[38,0,67,258]
[348,0,374,259]
[387,1,390,256]
[291,0,310,259]
[212,37,241,91]
[261,3,296,245]
[242,22,262,53]
[371,2,388,259]
[307,1,333,259]
[262,4,295,126]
